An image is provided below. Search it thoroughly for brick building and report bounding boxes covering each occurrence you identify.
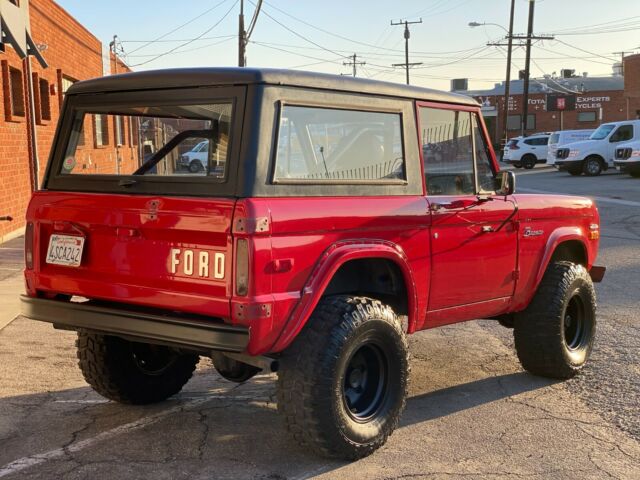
[0,0,130,242]
[456,54,640,148]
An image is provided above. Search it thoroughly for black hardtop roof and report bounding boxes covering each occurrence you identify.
[67,67,479,106]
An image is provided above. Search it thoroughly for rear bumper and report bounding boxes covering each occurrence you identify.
[20,296,249,353]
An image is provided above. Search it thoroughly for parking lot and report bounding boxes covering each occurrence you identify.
[0,166,639,480]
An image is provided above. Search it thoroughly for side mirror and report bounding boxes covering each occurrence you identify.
[497,170,516,196]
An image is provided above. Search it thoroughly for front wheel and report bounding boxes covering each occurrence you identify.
[77,332,199,404]
[583,156,603,176]
[189,160,203,173]
[277,296,409,460]
[513,262,596,379]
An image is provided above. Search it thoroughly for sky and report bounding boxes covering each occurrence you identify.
[55,0,640,91]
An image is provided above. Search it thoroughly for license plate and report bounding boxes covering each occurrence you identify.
[46,234,85,267]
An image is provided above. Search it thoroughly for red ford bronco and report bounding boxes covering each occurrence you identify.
[21,68,605,459]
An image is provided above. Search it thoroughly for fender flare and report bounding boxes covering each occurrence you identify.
[533,226,590,292]
[269,239,418,353]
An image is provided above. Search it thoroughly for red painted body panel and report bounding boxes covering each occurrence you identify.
[24,99,601,357]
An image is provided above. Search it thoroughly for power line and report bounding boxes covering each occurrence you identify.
[126,36,236,58]
[127,0,231,55]
[129,0,239,67]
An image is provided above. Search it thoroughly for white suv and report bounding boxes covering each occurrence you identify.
[502,134,550,169]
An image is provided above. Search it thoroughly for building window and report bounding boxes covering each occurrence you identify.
[61,75,77,94]
[114,116,126,146]
[39,78,51,121]
[94,114,109,147]
[506,114,535,131]
[578,111,597,122]
[5,66,26,118]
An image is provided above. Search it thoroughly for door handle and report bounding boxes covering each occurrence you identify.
[429,199,475,212]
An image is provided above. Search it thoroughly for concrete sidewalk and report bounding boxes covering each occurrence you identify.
[0,237,24,331]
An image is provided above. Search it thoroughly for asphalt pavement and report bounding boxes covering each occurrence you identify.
[0,166,638,479]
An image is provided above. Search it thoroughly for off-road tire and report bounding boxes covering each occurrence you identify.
[513,262,596,379]
[567,166,582,176]
[583,156,603,176]
[522,154,536,170]
[77,332,199,404]
[277,296,409,460]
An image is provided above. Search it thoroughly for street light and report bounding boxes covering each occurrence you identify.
[469,1,516,151]
[468,21,509,34]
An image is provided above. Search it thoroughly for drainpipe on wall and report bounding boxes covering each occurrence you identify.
[24,56,40,191]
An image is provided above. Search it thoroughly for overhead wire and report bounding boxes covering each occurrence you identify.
[129,0,239,67]
[126,0,231,55]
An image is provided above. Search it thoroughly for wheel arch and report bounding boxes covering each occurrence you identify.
[533,228,591,293]
[269,240,418,353]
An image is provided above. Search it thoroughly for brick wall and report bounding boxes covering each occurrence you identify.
[0,0,132,241]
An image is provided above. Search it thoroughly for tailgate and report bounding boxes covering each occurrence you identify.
[27,191,236,319]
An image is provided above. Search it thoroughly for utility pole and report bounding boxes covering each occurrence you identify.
[391,19,423,85]
[238,0,246,67]
[343,53,365,77]
[238,0,262,67]
[502,0,515,148]
[520,0,535,137]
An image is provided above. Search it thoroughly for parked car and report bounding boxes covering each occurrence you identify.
[546,129,594,165]
[614,142,640,177]
[502,133,550,169]
[21,68,605,460]
[177,139,209,172]
[555,120,640,176]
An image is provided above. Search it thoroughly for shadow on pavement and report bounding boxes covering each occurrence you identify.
[0,370,554,479]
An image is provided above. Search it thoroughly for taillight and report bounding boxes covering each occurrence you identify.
[235,238,249,296]
[25,222,34,269]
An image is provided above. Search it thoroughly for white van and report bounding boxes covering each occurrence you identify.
[554,120,640,176]
[613,141,640,177]
[546,129,594,165]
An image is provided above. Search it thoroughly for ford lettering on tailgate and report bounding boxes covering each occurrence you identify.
[169,248,225,280]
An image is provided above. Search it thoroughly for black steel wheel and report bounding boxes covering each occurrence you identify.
[277,296,409,459]
[514,261,597,379]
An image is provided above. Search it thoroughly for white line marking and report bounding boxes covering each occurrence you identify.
[0,389,238,478]
[519,188,640,207]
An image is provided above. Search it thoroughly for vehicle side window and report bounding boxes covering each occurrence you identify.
[610,125,633,142]
[273,105,405,183]
[420,107,474,195]
[472,114,496,193]
[524,139,535,146]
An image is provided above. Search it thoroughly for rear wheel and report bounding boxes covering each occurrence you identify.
[522,154,536,170]
[583,156,603,176]
[513,262,596,379]
[77,332,199,404]
[277,296,409,459]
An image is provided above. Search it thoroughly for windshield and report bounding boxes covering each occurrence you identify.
[60,102,232,179]
[590,124,615,140]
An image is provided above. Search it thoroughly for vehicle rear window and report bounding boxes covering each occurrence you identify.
[60,102,232,179]
[273,105,405,183]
